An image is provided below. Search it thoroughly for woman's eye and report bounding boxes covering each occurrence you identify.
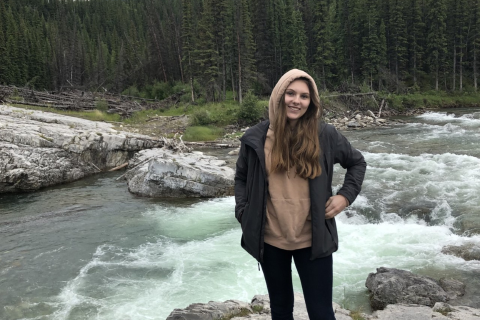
[301,95,309,99]
[287,91,294,96]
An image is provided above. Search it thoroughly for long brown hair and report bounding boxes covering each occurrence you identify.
[270,78,323,179]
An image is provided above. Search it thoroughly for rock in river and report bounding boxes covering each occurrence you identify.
[442,243,480,261]
[124,148,234,198]
[365,267,465,310]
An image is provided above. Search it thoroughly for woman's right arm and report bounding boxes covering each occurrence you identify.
[234,142,248,223]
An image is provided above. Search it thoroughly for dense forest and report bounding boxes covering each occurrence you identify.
[1,0,480,102]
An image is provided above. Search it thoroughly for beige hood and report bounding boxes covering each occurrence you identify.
[268,69,320,124]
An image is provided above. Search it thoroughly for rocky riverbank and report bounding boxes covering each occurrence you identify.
[165,293,480,320]
[166,267,480,320]
[0,105,163,193]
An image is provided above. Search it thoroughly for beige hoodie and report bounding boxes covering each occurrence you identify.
[264,69,320,250]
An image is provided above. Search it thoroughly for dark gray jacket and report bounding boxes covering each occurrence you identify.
[234,120,366,262]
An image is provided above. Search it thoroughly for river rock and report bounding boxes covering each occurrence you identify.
[124,148,235,198]
[0,105,162,193]
[365,267,451,310]
[166,293,354,320]
[347,121,361,128]
[442,243,480,261]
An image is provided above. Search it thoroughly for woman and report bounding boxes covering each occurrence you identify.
[234,69,366,320]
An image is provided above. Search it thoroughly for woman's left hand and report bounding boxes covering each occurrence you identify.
[325,195,349,219]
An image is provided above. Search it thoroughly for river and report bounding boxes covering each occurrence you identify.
[1,109,480,320]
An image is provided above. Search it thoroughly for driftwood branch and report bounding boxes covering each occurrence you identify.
[115,157,154,181]
[378,99,385,118]
[108,162,129,172]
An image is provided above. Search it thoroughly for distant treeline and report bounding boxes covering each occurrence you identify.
[1,0,480,102]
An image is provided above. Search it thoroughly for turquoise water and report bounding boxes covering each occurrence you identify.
[1,109,480,319]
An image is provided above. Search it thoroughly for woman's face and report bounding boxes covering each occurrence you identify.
[284,79,311,126]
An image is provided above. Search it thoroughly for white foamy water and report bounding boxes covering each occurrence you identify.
[46,197,480,320]
[417,111,480,126]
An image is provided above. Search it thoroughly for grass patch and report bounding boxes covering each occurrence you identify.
[183,126,224,141]
[350,310,367,320]
[251,305,264,313]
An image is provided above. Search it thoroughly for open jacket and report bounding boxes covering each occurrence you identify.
[234,120,366,262]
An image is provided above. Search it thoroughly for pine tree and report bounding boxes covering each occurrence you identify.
[182,0,197,102]
[472,0,480,91]
[361,0,381,89]
[290,8,308,70]
[313,0,334,90]
[235,0,256,103]
[378,19,388,89]
[407,0,425,89]
[0,0,7,84]
[426,0,447,90]
[389,0,408,92]
[195,0,219,101]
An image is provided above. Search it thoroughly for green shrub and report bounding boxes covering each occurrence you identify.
[122,85,140,97]
[95,99,108,112]
[183,126,224,141]
[238,91,262,125]
[191,109,214,125]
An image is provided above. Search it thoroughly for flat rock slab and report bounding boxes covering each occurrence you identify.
[0,105,161,192]
[124,148,235,198]
[370,304,433,320]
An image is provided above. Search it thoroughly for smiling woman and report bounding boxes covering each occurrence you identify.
[234,69,366,320]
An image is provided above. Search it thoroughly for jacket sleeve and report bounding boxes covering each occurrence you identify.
[332,128,366,205]
[234,142,248,223]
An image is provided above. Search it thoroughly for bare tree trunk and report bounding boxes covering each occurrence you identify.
[237,32,242,104]
[171,12,184,83]
[475,41,478,92]
[231,65,236,101]
[452,42,456,91]
[413,47,417,87]
[222,47,226,100]
[460,47,463,92]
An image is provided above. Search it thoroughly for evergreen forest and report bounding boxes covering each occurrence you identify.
[1,0,480,102]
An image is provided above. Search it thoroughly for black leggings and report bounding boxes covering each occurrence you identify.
[260,243,335,320]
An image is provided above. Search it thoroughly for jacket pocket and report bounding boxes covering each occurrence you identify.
[325,218,338,248]
[240,202,249,229]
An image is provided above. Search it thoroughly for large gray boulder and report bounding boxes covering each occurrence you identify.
[0,105,161,193]
[365,267,459,310]
[124,148,235,198]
